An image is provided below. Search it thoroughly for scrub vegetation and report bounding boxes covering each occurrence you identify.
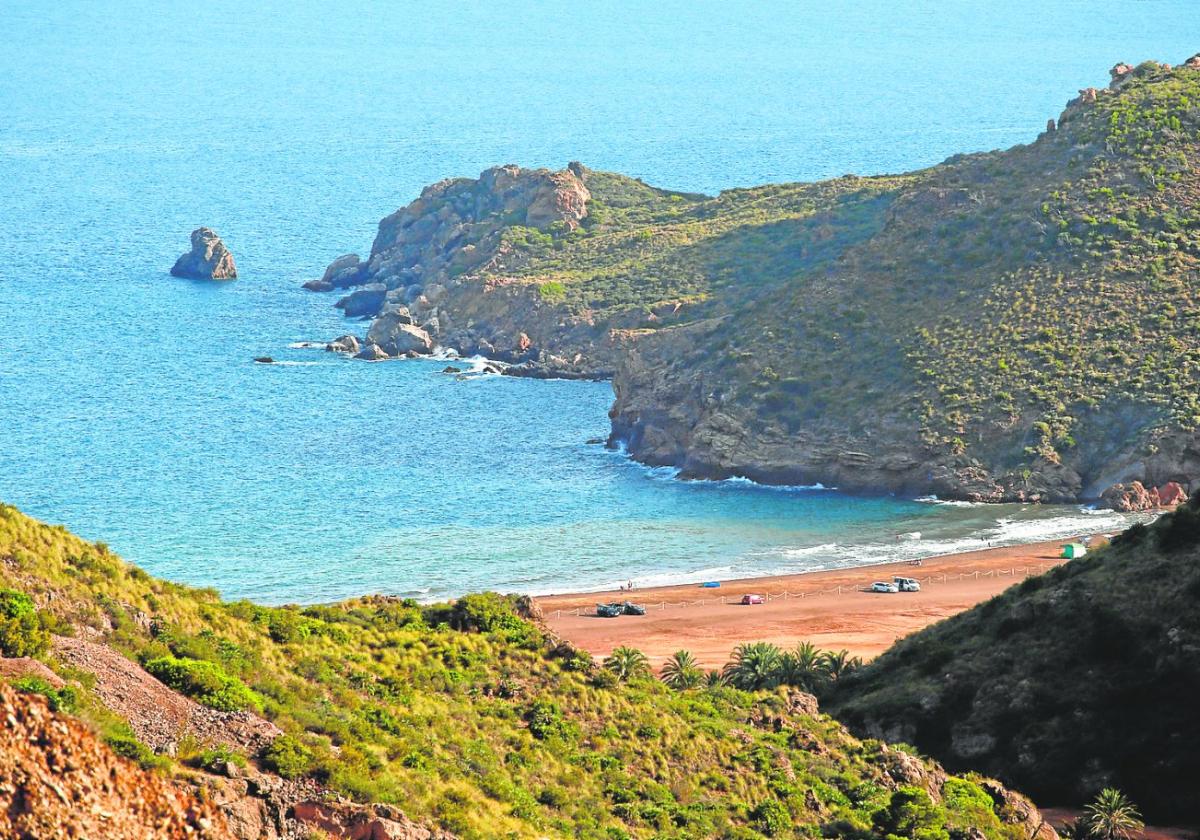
[1,503,1038,839]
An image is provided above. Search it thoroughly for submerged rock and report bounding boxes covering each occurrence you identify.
[170,227,237,279]
[253,357,274,364]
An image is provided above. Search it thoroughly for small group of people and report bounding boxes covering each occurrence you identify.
[618,580,635,591]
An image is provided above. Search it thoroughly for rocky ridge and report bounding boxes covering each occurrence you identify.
[172,227,237,280]
[308,56,1200,506]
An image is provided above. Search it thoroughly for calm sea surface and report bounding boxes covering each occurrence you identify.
[1,1,1190,602]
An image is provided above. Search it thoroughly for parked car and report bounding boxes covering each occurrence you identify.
[622,601,646,616]
[870,581,899,593]
[740,594,765,605]
[893,576,921,592]
[596,603,623,617]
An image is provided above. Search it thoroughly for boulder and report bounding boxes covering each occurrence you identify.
[1100,480,1155,512]
[321,253,362,286]
[1187,54,1200,70]
[1156,481,1188,507]
[170,227,237,279]
[253,357,274,364]
[325,335,361,355]
[301,279,333,292]
[367,311,433,356]
[354,343,389,361]
[335,284,387,318]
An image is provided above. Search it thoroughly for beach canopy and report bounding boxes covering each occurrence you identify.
[1061,542,1087,559]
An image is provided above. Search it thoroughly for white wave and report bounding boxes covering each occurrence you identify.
[780,543,838,559]
[428,347,461,361]
[287,341,326,349]
[914,496,988,507]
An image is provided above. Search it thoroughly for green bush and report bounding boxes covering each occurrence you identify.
[10,675,78,713]
[143,655,260,712]
[263,734,315,779]
[0,589,50,657]
[105,728,167,770]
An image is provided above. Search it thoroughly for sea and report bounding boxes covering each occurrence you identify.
[1,0,1191,603]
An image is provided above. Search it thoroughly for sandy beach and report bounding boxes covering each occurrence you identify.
[537,538,1086,669]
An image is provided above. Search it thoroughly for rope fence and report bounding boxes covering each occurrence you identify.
[546,562,1060,619]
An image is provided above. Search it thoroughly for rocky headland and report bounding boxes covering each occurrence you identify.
[172,227,238,280]
[305,56,1200,508]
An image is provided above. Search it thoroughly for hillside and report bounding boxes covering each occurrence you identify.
[825,499,1200,825]
[308,54,1200,504]
[0,502,1054,839]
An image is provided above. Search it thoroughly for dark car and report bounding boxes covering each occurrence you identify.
[596,603,623,617]
[622,601,646,616]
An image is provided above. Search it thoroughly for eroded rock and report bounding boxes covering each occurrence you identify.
[171,227,237,280]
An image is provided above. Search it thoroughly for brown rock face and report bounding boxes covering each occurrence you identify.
[0,683,231,839]
[171,227,237,279]
[1156,480,1188,507]
[1101,480,1155,511]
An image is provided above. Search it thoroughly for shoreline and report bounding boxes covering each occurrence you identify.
[536,536,1094,668]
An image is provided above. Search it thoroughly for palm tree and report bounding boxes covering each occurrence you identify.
[661,650,703,690]
[603,646,649,682]
[704,669,729,688]
[722,642,784,691]
[781,641,828,691]
[1084,788,1143,840]
[819,649,862,681]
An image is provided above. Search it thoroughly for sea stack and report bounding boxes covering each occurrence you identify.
[170,227,237,279]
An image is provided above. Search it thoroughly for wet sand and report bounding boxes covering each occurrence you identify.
[536,538,1085,669]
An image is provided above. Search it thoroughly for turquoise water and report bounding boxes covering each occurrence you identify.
[0,1,1186,603]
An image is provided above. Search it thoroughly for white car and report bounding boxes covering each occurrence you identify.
[894,577,921,592]
[870,581,899,593]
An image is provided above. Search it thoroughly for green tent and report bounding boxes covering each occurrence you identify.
[1061,542,1087,559]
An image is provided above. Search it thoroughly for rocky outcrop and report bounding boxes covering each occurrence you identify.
[1101,479,1189,511]
[0,684,230,839]
[306,163,614,366]
[172,227,237,279]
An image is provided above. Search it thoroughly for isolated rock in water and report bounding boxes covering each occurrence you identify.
[442,365,462,374]
[335,284,387,317]
[1101,480,1155,512]
[354,342,389,361]
[301,278,333,292]
[253,356,274,364]
[367,310,433,356]
[325,334,361,354]
[170,227,237,279]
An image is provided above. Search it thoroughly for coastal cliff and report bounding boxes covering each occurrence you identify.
[310,55,1200,505]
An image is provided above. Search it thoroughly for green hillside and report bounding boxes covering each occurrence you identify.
[0,503,1047,839]
[327,56,1200,502]
[826,501,1200,824]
